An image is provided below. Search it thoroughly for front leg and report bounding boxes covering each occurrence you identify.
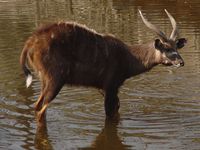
[104,88,120,118]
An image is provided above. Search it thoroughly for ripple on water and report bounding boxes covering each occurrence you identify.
[0,96,36,150]
[0,0,200,149]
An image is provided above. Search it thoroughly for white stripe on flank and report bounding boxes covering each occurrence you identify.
[26,74,32,88]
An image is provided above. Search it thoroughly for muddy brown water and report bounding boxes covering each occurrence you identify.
[0,0,200,150]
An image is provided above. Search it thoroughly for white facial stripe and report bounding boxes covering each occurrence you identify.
[171,51,178,55]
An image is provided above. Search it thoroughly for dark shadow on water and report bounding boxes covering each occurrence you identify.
[80,114,131,150]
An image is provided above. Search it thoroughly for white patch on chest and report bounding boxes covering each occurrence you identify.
[155,49,162,63]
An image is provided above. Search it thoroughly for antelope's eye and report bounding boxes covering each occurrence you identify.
[165,48,171,52]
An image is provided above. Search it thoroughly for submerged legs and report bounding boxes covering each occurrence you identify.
[35,78,64,122]
[104,87,120,118]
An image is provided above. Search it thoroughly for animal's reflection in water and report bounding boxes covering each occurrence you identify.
[81,114,130,150]
[34,114,130,150]
[34,115,53,150]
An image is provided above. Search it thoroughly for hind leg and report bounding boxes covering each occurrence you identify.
[34,80,46,111]
[34,93,44,111]
[36,79,64,122]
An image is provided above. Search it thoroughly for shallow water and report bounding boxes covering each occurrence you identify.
[0,0,200,150]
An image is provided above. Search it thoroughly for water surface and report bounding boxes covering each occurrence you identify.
[0,0,200,150]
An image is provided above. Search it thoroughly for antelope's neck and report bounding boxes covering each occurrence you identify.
[129,42,161,73]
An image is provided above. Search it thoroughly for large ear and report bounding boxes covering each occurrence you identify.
[176,38,187,49]
[154,39,163,50]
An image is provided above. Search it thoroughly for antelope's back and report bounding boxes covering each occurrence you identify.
[25,22,132,88]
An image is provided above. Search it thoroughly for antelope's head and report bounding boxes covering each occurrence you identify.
[139,9,187,67]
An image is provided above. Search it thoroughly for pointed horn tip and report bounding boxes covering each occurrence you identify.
[138,9,146,20]
[164,9,170,15]
[138,9,142,15]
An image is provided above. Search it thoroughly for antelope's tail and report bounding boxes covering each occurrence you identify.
[20,45,32,88]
